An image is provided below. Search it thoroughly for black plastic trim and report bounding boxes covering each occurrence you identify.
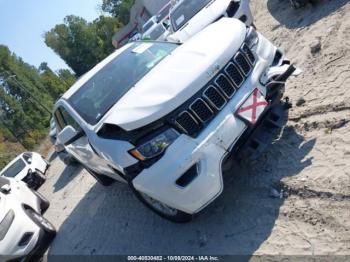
[176,165,198,187]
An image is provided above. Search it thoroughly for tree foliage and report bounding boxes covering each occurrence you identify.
[101,0,135,25]
[0,45,76,165]
[44,15,121,76]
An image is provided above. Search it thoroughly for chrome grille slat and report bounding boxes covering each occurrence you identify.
[214,73,236,98]
[224,62,244,88]
[175,111,201,135]
[234,52,252,76]
[203,85,227,110]
[189,98,214,123]
[241,43,256,65]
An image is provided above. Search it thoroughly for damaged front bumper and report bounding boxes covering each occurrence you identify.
[132,37,297,214]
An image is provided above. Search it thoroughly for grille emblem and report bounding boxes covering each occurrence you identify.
[207,64,221,78]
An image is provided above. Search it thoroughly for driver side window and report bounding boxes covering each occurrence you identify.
[54,106,82,132]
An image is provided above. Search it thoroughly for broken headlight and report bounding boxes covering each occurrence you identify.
[129,129,179,161]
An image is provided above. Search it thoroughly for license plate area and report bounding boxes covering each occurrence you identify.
[236,88,268,125]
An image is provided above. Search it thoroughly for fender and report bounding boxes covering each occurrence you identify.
[261,62,301,85]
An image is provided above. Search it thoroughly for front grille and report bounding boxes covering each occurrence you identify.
[234,52,251,76]
[241,43,256,65]
[190,99,214,123]
[224,62,244,88]
[215,74,236,98]
[175,111,201,135]
[203,86,226,110]
[172,43,255,137]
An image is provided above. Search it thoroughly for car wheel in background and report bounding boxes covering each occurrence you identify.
[26,209,56,238]
[31,189,50,214]
[33,170,46,190]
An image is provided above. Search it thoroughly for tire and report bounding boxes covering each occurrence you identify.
[34,170,46,189]
[130,183,193,223]
[31,189,50,214]
[290,0,309,9]
[290,0,301,9]
[26,209,56,238]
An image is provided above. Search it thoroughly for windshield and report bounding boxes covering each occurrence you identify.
[143,24,166,40]
[1,158,26,178]
[69,42,178,125]
[170,0,212,32]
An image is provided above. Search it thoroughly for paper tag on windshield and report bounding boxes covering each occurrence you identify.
[132,43,153,54]
[176,15,185,26]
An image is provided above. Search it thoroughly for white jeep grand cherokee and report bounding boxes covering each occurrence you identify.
[54,18,297,222]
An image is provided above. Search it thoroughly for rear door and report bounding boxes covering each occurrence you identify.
[54,106,117,178]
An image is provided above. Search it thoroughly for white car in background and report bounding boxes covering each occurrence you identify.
[0,152,49,189]
[168,0,254,43]
[140,3,173,41]
[142,16,158,34]
[142,23,169,41]
[0,176,56,261]
[141,16,170,41]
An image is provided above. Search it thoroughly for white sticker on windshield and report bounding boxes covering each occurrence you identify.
[132,43,153,54]
[176,15,185,26]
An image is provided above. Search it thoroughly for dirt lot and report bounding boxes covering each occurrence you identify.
[39,0,350,256]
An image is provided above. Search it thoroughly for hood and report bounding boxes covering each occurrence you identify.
[168,0,232,43]
[100,18,246,131]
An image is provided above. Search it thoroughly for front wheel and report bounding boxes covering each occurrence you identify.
[34,170,46,189]
[290,0,300,8]
[31,189,50,214]
[26,209,56,238]
[130,185,193,223]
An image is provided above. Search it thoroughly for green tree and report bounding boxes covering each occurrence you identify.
[57,69,76,88]
[0,44,75,154]
[39,62,73,100]
[44,15,121,76]
[101,0,135,25]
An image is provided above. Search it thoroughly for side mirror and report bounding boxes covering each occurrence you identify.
[27,158,32,164]
[57,125,79,146]
[0,184,11,194]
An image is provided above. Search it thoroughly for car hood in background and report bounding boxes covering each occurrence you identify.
[168,0,232,43]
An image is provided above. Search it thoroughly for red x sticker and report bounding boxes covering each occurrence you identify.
[236,89,268,124]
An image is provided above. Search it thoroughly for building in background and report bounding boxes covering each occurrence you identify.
[112,0,171,48]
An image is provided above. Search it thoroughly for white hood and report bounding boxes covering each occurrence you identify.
[100,18,246,131]
[168,0,232,43]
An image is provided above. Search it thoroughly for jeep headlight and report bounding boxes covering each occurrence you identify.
[246,26,259,48]
[129,129,179,161]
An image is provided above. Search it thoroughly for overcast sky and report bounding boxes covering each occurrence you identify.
[0,0,103,71]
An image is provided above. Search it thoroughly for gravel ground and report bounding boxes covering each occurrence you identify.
[39,0,350,257]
